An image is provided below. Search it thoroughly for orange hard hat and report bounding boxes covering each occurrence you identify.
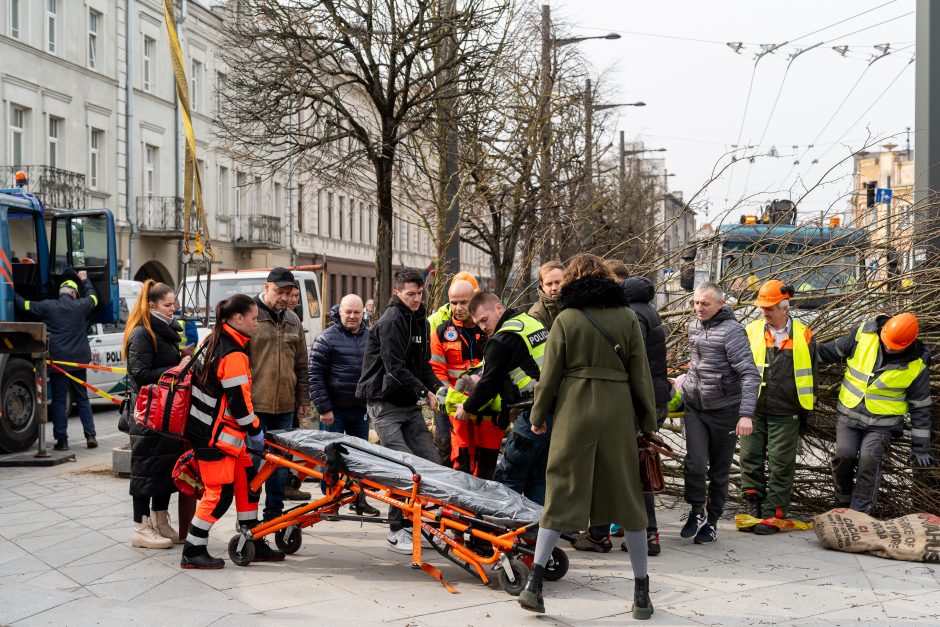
[452,271,480,293]
[880,312,919,350]
[754,280,793,307]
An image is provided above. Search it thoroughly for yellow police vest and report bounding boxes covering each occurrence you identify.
[838,324,926,416]
[495,312,546,395]
[746,318,814,410]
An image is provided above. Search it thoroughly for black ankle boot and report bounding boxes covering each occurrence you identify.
[180,542,225,570]
[517,564,545,613]
[632,575,653,620]
[253,538,286,562]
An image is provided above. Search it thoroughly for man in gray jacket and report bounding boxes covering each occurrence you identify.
[680,282,760,544]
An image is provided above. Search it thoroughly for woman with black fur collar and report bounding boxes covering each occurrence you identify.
[517,253,658,620]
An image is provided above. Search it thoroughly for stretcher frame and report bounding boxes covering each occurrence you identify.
[227,437,569,595]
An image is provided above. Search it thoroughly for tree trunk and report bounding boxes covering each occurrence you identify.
[374,156,395,315]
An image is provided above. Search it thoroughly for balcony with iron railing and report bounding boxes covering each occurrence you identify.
[1,165,86,212]
[136,196,186,236]
[235,214,282,248]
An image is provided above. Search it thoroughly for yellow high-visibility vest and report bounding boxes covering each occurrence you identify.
[838,324,925,416]
[746,318,814,410]
[495,312,546,395]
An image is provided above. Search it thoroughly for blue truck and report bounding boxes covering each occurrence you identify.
[0,174,119,453]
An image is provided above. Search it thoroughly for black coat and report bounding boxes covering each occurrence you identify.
[621,277,672,407]
[126,316,185,497]
[15,279,97,367]
[309,305,368,413]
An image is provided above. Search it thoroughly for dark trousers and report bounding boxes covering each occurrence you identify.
[683,404,739,523]
[50,370,95,442]
[495,429,549,505]
[831,413,894,513]
[251,411,294,521]
[739,412,800,517]
[132,493,172,523]
[320,406,370,441]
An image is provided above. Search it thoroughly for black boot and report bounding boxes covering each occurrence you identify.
[252,538,286,562]
[180,542,224,569]
[632,576,654,620]
[517,564,545,613]
[740,490,763,533]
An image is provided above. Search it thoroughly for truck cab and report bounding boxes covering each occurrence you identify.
[0,178,119,452]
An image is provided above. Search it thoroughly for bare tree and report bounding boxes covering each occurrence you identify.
[215,0,509,309]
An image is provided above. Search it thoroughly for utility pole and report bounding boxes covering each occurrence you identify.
[439,0,461,285]
[538,4,553,262]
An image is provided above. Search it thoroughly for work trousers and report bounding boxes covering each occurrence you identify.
[682,404,739,524]
[739,412,801,518]
[495,413,550,505]
[451,414,504,479]
[187,449,259,547]
[50,370,95,441]
[831,413,895,514]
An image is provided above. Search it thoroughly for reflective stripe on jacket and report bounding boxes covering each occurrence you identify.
[839,324,926,417]
[430,315,485,388]
[495,312,546,395]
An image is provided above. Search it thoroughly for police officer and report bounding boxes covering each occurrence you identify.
[818,312,933,513]
[455,291,547,503]
[740,280,816,534]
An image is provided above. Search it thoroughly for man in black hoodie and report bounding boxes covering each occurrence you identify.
[356,268,443,554]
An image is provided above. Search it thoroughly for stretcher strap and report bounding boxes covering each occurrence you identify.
[46,359,128,374]
[420,562,458,594]
[47,362,123,405]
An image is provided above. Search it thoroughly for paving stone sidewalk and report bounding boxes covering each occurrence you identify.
[1,415,938,626]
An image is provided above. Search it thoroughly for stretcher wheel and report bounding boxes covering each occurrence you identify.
[275,525,302,554]
[228,535,255,567]
[497,559,529,596]
[544,546,569,581]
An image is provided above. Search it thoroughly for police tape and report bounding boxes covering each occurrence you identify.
[46,360,128,374]
[46,362,124,406]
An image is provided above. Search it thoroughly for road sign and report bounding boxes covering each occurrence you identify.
[875,188,893,204]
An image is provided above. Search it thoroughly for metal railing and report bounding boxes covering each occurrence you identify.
[136,196,185,234]
[1,165,86,212]
[236,214,282,248]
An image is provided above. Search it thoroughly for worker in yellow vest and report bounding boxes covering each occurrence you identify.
[818,312,933,513]
[740,281,816,534]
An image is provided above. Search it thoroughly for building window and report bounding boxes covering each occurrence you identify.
[143,36,155,92]
[88,10,100,69]
[253,176,261,213]
[236,171,248,217]
[191,59,202,113]
[218,166,229,216]
[338,195,345,240]
[10,106,25,168]
[47,117,60,168]
[144,145,157,196]
[296,183,304,232]
[368,206,374,245]
[216,72,226,116]
[46,0,56,54]
[89,129,102,190]
[10,0,21,39]
[274,182,283,218]
[326,192,334,238]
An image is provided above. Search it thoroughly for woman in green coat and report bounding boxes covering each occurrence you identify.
[517,254,658,620]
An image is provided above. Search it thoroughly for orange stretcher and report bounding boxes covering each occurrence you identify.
[227,430,568,595]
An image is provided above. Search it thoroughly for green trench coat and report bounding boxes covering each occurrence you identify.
[530,305,658,531]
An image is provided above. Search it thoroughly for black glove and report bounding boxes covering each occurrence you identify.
[495,408,511,430]
[909,450,935,467]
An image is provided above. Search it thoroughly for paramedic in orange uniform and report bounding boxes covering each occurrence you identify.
[181,294,285,569]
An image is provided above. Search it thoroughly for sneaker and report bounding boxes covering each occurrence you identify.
[647,532,661,556]
[86,436,98,449]
[283,486,311,501]
[252,538,286,562]
[571,531,613,553]
[350,501,381,517]
[680,509,706,538]
[387,528,414,554]
[610,524,624,537]
[53,439,69,451]
[753,522,779,535]
[693,522,717,544]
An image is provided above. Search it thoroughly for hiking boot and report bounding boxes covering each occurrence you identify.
[53,439,69,451]
[632,575,654,620]
[181,542,224,569]
[693,522,718,544]
[517,564,546,613]
[571,531,612,553]
[152,511,182,544]
[680,508,706,538]
[252,538,286,562]
[85,436,98,449]
[753,523,779,535]
[131,516,173,549]
[387,528,414,554]
[283,486,311,501]
[647,532,661,556]
[350,499,381,517]
[740,490,762,532]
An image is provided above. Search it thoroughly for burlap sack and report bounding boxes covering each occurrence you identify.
[814,508,940,562]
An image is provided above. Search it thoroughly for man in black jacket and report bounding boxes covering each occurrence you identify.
[15,271,98,450]
[356,268,443,553]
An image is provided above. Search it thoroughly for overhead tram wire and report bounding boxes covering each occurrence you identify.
[787,0,898,44]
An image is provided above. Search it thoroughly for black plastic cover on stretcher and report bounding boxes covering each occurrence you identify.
[268,430,543,528]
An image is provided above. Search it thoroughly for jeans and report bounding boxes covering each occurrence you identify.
[831,413,895,513]
[495,429,549,505]
[320,406,370,441]
[368,401,440,531]
[252,411,294,521]
[682,404,739,523]
[50,370,95,442]
[739,412,801,517]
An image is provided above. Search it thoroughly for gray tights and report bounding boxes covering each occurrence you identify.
[533,527,648,580]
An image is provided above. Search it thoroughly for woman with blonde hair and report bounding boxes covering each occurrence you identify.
[124,280,189,549]
[518,253,658,619]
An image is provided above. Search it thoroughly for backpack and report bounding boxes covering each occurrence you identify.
[135,345,205,439]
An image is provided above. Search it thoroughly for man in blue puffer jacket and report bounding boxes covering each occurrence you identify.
[308,294,379,516]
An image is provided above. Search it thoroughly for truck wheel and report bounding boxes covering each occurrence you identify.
[0,359,39,453]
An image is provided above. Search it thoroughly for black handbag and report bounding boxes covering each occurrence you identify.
[118,393,132,433]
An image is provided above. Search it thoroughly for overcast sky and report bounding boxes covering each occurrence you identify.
[550,0,915,225]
